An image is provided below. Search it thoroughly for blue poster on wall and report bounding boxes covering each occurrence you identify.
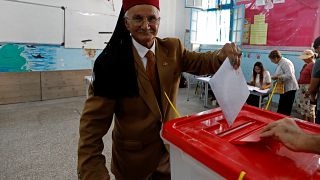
[0,43,101,72]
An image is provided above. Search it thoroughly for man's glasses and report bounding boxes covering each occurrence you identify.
[125,16,160,26]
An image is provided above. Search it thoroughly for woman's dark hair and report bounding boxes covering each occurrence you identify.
[268,50,282,60]
[92,7,139,99]
[252,61,264,87]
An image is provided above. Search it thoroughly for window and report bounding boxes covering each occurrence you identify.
[231,5,245,45]
[186,0,216,9]
[191,9,230,44]
[187,0,244,45]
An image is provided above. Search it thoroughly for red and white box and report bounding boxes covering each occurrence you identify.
[162,105,320,179]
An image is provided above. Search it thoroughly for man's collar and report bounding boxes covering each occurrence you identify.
[132,37,156,58]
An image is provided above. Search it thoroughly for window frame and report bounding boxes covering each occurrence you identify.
[186,0,244,46]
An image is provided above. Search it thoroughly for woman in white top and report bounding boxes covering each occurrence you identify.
[269,50,299,116]
[249,61,272,89]
[247,61,271,107]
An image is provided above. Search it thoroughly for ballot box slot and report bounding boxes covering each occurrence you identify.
[202,116,266,141]
[216,121,254,137]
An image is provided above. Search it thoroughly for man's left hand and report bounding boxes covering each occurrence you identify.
[218,42,242,69]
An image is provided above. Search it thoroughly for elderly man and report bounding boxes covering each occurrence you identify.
[77,0,242,179]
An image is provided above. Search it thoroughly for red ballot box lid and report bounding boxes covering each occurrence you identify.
[162,105,320,179]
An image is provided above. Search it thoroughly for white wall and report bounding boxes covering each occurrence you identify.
[174,0,191,45]
[159,0,190,44]
[158,0,177,38]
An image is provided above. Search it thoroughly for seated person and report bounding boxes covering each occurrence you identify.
[247,61,271,107]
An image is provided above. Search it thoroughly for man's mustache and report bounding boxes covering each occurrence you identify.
[137,29,155,33]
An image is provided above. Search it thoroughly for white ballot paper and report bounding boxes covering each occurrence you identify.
[209,58,250,126]
[247,85,269,94]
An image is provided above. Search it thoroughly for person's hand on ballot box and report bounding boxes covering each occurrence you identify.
[217,42,242,69]
[260,118,320,154]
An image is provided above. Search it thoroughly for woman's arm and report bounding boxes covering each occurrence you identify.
[277,61,294,81]
[309,60,320,103]
[247,74,254,86]
[261,83,271,90]
[261,71,271,89]
[309,77,320,103]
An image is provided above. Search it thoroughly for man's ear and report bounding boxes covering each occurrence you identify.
[124,18,130,31]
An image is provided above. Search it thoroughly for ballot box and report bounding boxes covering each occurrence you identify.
[162,105,320,180]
